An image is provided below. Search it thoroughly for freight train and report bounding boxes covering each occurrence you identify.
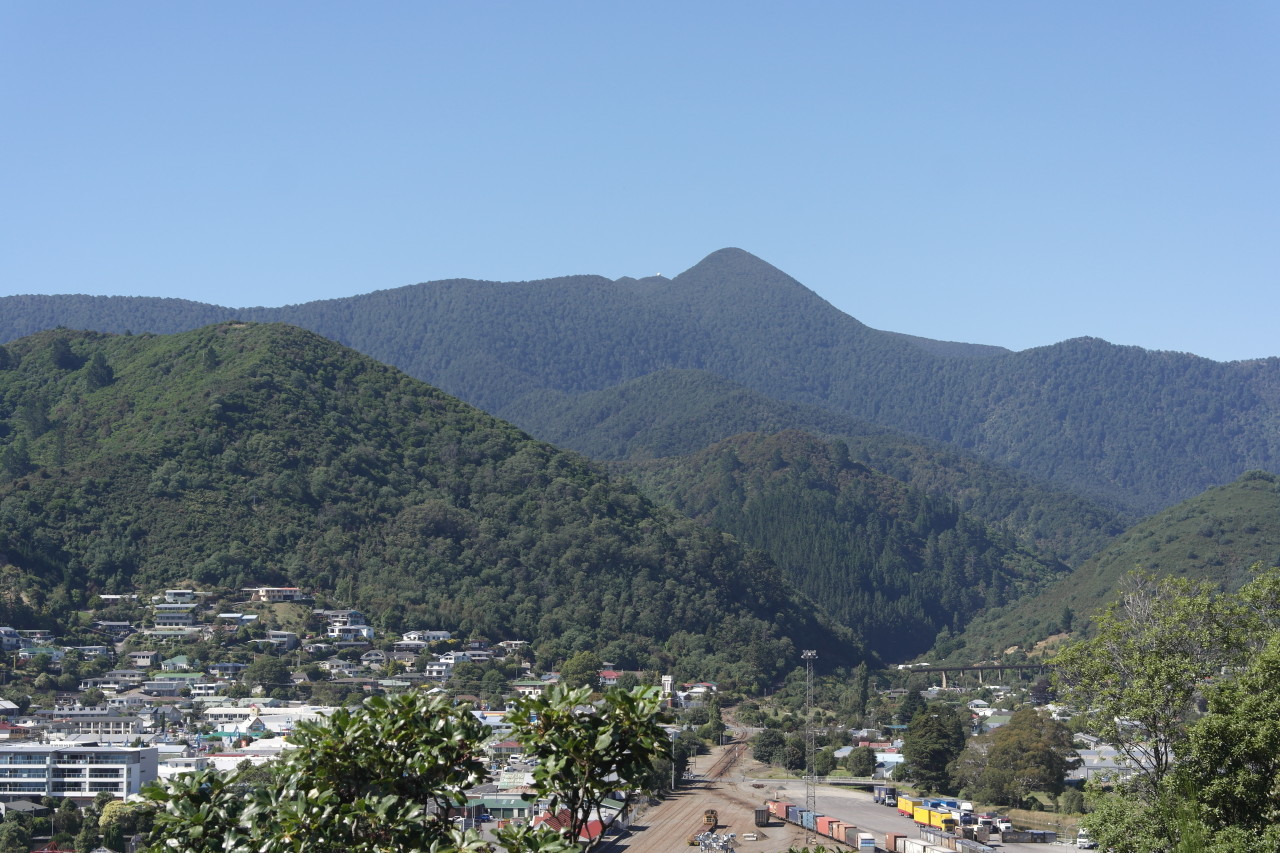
[764,800,876,849]
[763,799,995,853]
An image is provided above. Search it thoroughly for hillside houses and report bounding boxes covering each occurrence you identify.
[0,584,684,768]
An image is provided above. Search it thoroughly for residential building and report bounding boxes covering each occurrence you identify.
[245,587,309,603]
[403,630,450,643]
[153,604,196,628]
[92,621,135,639]
[161,655,195,672]
[17,647,64,665]
[512,680,548,698]
[43,710,145,738]
[264,631,299,651]
[158,754,209,780]
[422,661,453,681]
[207,663,248,679]
[315,609,366,627]
[438,651,472,665]
[320,658,364,677]
[327,624,375,642]
[0,743,158,801]
[127,651,160,669]
[79,671,145,693]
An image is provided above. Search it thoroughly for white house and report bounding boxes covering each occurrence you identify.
[422,661,453,681]
[245,587,308,603]
[403,630,451,643]
[327,624,375,642]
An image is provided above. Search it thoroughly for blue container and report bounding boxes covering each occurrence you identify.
[800,811,820,831]
[786,806,799,824]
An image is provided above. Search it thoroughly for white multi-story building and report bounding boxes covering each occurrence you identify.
[0,744,157,801]
[327,624,375,642]
[245,587,308,603]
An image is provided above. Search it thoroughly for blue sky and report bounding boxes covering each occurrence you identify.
[4,2,1277,361]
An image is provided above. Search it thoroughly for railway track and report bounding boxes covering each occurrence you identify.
[704,740,747,779]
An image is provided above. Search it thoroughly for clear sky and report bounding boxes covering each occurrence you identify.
[3,3,1277,361]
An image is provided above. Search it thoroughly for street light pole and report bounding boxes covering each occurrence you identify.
[670,729,678,791]
[803,650,817,824]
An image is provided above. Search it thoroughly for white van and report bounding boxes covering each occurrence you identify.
[1076,828,1097,849]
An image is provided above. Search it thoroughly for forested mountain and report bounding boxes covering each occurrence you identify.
[0,324,858,689]
[620,431,1069,660]
[6,248,1279,514]
[943,470,1280,664]
[505,368,1127,567]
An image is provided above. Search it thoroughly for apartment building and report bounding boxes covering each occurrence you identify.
[0,744,158,801]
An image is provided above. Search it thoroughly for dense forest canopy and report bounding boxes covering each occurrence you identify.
[507,367,1128,567]
[946,470,1280,663]
[623,431,1070,660]
[4,249,1279,515]
[0,324,858,688]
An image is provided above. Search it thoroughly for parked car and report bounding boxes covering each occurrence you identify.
[1076,828,1097,849]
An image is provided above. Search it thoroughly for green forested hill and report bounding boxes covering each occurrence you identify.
[0,325,858,688]
[620,431,1070,661]
[945,470,1280,664]
[504,368,1127,567]
[5,248,1279,514]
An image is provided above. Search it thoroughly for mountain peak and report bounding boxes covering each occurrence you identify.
[680,247,792,281]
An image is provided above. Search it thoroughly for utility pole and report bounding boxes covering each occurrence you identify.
[803,649,817,829]
[670,729,678,791]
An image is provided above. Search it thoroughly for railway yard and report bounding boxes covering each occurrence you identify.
[610,741,1071,853]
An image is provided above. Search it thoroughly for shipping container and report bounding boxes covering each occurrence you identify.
[816,816,838,835]
[800,810,820,831]
[753,807,769,827]
[897,794,922,818]
[786,805,800,824]
[856,831,876,849]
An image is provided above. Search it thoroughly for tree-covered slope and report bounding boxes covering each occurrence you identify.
[620,430,1071,662]
[5,248,1280,514]
[0,325,858,688]
[505,368,1127,567]
[946,470,1280,664]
